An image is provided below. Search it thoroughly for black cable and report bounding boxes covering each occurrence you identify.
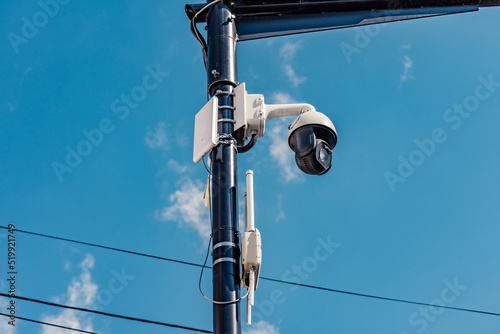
[202,155,212,175]
[190,0,221,69]
[261,277,500,318]
[208,150,214,231]
[190,16,208,69]
[0,226,205,269]
[0,312,98,334]
[198,155,248,305]
[237,133,258,153]
[0,294,212,333]
[3,225,500,318]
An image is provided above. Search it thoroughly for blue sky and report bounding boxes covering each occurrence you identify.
[1,1,500,333]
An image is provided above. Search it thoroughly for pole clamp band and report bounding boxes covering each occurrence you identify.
[213,241,237,251]
[218,118,236,124]
[215,90,234,96]
[213,257,237,266]
[218,105,235,110]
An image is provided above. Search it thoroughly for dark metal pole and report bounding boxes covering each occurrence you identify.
[206,2,241,334]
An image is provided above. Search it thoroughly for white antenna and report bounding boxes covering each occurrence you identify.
[242,170,261,326]
[245,171,255,231]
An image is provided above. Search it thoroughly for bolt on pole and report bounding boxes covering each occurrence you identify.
[206,2,241,334]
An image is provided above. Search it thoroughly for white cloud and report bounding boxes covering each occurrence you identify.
[167,159,188,174]
[279,41,306,87]
[401,44,412,49]
[42,254,98,334]
[279,41,302,60]
[283,64,307,88]
[270,92,296,105]
[268,123,303,183]
[267,92,303,183]
[244,321,280,334]
[157,178,210,239]
[399,55,414,85]
[275,194,286,222]
[63,260,71,271]
[175,132,190,148]
[0,298,15,334]
[145,122,168,150]
[275,210,286,222]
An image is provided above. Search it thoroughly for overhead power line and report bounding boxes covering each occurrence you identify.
[0,226,204,269]
[261,277,500,317]
[3,225,500,318]
[0,312,97,334]
[0,294,212,334]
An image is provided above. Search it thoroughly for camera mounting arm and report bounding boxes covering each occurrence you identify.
[265,103,316,121]
[233,82,317,142]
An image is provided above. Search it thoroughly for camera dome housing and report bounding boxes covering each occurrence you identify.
[288,111,338,175]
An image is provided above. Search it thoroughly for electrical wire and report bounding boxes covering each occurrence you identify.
[0,294,212,333]
[260,277,500,318]
[3,225,500,318]
[237,133,258,153]
[198,234,250,305]
[208,150,214,232]
[190,0,222,69]
[0,312,97,334]
[202,155,212,175]
[0,226,205,269]
[198,152,249,305]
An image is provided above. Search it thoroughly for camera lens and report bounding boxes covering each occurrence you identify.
[319,146,328,163]
[314,140,332,173]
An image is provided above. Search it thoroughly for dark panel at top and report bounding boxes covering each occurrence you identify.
[232,0,497,17]
[186,0,499,20]
[234,0,499,5]
[185,0,499,41]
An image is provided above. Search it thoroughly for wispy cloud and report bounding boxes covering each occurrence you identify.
[243,321,280,334]
[175,131,190,148]
[268,124,303,183]
[267,93,303,183]
[279,41,307,87]
[279,40,302,60]
[145,122,168,150]
[399,55,414,86]
[270,92,296,105]
[42,254,98,334]
[167,159,188,174]
[283,64,307,88]
[401,44,412,49]
[157,178,210,239]
[64,260,71,271]
[275,194,286,222]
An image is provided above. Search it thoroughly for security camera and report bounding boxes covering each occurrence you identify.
[288,111,338,175]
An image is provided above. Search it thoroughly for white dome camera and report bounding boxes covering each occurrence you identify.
[288,111,338,175]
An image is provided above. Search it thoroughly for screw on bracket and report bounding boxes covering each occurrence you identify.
[211,69,220,78]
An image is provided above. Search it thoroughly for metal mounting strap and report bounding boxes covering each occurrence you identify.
[218,118,236,124]
[213,241,237,251]
[213,257,237,266]
[215,90,234,96]
[218,105,235,110]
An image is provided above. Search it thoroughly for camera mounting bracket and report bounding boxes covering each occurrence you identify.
[234,82,316,142]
